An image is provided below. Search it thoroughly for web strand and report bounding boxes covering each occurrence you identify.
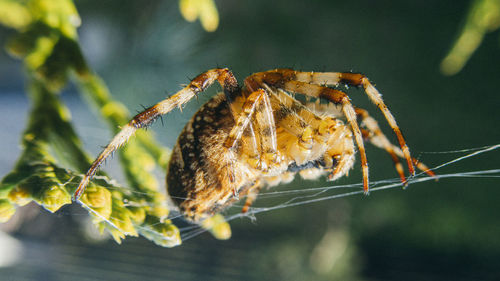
[78,143,500,243]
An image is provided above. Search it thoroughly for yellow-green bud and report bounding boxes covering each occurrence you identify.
[8,186,32,206]
[201,214,231,240]
[152,222,182,247]
[80,185,112,220]
[40,185,71,212]
[109,207,138,237]
[127,206,146,224]
[0,200,16,223]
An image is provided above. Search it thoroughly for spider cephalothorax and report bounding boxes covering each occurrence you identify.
[74,68,434,222]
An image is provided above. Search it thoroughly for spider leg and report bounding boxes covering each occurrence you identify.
[355,108,436,180]
[241,123,261,169]
[223,89,268,196]
[225,88,281,172]
[292,70,415,176]
[74,68,239,200]
[224,89,267,152]
[241,179,263,213]
[253,88,281,170]
[247,69,415,178]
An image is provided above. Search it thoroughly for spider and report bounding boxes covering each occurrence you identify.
[74,68,434,222]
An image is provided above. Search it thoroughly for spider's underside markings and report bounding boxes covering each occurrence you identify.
[276,79,370,190]
[264,86,355,182]
[249,70,415,182]
[75,68,432,222]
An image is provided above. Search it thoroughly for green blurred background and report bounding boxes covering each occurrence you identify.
[0,0,499,280]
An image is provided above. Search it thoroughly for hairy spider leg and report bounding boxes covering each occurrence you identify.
[236,88,301,212]
[241,179,263,213]
[73,68,240,200]
[240,123,261,168]
[225,90,266,155]
[226,94,262,169]
[246,79,320,165]
[252,89,281,170]
[355,108,435,179]
[292,70,415,176]
[223,89,267,196]
[223,89,282,195]
[283,95,357,181]
[246,71,368,191]
[355,108,435,183]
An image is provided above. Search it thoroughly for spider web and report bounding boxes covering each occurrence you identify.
[78,143,500,244]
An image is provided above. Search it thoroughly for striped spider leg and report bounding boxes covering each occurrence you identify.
[246,69,417,193]
[73,68,240,201]
[354,107,436,182]
[223,88,280,213]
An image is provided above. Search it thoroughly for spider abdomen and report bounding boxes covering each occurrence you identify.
[167,94,241,220]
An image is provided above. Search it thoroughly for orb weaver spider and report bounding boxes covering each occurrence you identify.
[74,68,434,222]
